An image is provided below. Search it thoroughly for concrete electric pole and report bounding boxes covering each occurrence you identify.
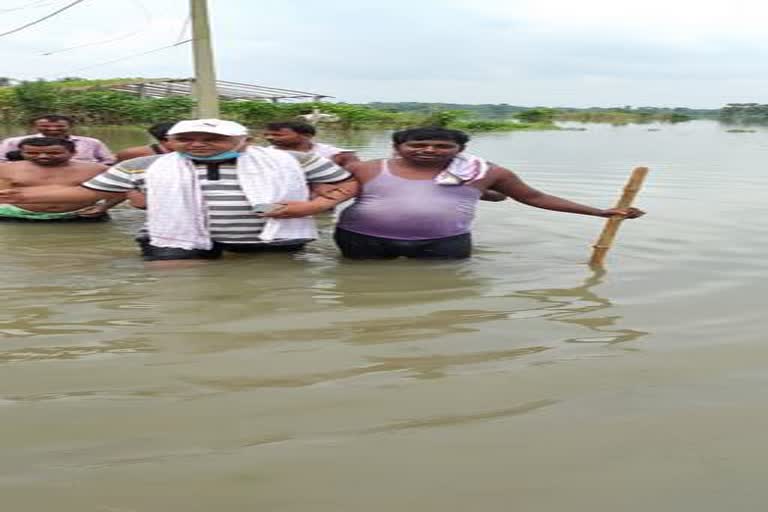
[190,0,219,117]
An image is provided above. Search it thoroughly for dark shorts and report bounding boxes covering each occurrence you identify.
[136,237,306,261]
[0,213,110,223]
[334,228,472,260]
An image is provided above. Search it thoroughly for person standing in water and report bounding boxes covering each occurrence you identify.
[0,119,358,261]
[114,121,177,162]
[263,121,360,168]
[335,127,644,259]
[0,114,115,164]
[0,137,123,221]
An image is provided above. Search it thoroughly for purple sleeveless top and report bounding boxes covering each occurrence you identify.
[338,160,482,240]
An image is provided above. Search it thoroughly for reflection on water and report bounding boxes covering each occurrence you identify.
[357,399,559,433]
[511,270,649,344]
[0,339,155,364]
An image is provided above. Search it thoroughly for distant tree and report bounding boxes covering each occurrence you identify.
[419,110,469,127]
[515,108,558,123]
[13,80,59,117]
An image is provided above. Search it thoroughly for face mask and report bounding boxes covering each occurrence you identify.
[179,150,241,161]
[178,137,248,161]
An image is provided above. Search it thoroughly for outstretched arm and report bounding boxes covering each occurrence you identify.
[490,167,644,218]
[0,185,121,205]
[75,194,128,217]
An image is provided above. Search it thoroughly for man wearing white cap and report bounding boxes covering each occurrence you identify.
[0,119,358,261]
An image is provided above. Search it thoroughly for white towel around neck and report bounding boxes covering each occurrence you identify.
[435,153,490,185]
[145,147,316,250]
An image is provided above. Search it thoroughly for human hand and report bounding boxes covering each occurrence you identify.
[311,182,357,201]
[75,204,109,218]
[0,187,26,204]
[127,191,146,209]
[262,201,324,219]
[600,207,645,219]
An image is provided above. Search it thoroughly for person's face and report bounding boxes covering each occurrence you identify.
[263,128,310,148]
[33,119,71,137]
[20,145,74,166]
[169,132,242,157]
[158,138,176,151]
[395,139,463,164]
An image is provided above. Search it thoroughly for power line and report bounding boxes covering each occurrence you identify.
[41,30,143,56]
[40,0,152,56]
[0,0,58,14]
[176,14,191,44]
[47,38,192,76]
[0,0,87,39]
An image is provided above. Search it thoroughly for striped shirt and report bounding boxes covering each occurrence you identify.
[82,151,350,244]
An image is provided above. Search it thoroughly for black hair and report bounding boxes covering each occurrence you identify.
[264,121,316,136]
[18,137,76,152]
[392,127,470,147]
[4,150,23,161]
[147,121,177,141]
[29,114,75,124]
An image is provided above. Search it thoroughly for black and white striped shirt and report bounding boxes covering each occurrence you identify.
[82,151,350,244]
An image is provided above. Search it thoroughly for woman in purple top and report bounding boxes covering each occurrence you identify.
[335,127,644,259]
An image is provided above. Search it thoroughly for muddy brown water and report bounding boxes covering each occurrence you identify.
[2,121,768,511]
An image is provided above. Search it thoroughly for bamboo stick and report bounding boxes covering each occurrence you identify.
[589,167,648,267]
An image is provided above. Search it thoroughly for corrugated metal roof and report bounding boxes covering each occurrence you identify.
[103,78,331,102]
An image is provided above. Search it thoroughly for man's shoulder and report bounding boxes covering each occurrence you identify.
[282,149,314,163]
[78,161,109,173]
[113,154,164,173]
[71,135,108,144]
[348,158,382,170]
[0,160,30,172]
[1,134,33,144]
[116,145,153,160]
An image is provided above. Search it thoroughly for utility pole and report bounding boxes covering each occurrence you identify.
[190,0,219,117]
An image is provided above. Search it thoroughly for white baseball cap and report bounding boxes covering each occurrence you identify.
[167,119,248,136]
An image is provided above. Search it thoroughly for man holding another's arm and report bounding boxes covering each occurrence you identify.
[0,119,357,262]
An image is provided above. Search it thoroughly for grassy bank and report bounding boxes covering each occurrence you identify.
[0,78,698,132]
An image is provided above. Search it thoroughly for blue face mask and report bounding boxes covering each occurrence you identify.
[180,150,241,161]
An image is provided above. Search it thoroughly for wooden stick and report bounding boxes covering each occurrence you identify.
[589,167,648,267]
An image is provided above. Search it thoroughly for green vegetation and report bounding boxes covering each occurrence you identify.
[720,103,768,124]
[0,79,423,129]
[368,102,529,119]
[555,110,691,124]
[0,79,555,132]
[0,78,718,132]
[367,103,716,122]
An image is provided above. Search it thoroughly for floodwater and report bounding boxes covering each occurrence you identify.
[2,120,768,511]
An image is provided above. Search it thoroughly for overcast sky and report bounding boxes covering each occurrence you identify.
[2,0,767,107]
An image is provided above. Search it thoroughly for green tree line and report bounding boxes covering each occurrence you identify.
[0,78,715,131]
[0,79,426,129]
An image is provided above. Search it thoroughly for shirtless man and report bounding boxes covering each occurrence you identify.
[263,121,360,167]
[0,119,357,261]
[0,137,123,221]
